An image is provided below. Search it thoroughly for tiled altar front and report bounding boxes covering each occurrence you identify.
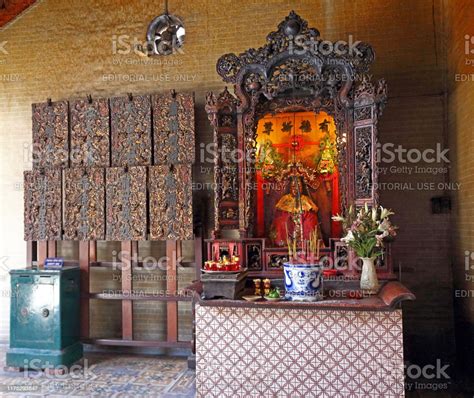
[196,306,404,398]
[196,304,405,398]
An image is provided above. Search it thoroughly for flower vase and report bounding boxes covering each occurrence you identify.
[360,257,379,294]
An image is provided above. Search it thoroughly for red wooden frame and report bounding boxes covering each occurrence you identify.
[27,233,203,351]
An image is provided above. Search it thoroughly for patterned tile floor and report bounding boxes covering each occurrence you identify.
[0,345,472,397]
[0,346,196,397]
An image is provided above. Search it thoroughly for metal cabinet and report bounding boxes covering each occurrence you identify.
[6,266,83,369]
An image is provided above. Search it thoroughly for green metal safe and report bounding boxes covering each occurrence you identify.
[6,266,83,369]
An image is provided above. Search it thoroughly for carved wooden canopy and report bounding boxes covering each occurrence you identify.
[206,11,388,238]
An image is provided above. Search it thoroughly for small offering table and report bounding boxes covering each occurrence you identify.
[193,281,414,398]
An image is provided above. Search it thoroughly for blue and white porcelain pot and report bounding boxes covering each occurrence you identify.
[283,262,323,302]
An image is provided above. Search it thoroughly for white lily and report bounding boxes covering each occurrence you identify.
[341,230,355,243]
[380,206,394,220]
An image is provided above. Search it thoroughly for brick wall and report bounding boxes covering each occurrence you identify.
[0,0,457,366]
[446,0,474,373]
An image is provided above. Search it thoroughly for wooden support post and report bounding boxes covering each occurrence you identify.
[47,241,57,258]
[26,241,33,267]
[131,241,138,267]
[121,240,133,340]
[166,240,179,343]
[89,241,97,263]
[191,231,202,359]
[38,241,48,267]
[79,241,91,339]
[194,234,202,281]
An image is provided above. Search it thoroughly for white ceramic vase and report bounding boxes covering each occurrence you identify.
[360,257,379,294]
[283,263,323,302]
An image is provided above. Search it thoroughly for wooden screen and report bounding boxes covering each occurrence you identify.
[63,167,105,240]
[32,100,69,169]
[153,92,195,164]
[24,169,62,241]
[110,95,152,167]
[105,166,147,241]
[70,97,110,167]
[149,164,193,240]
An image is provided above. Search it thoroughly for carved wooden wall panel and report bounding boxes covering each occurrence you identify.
[110,95,152,167]
[26,91,196,243]
[106,166,147,241]
[218,133,239,202]
[354,126,373,200]
[32,100,69,169]
[205,88,239,236]
[24,169,62,241]
[64,168,105,240]
[152,92,195,164]
[354,105,372,122]
[70,97,110,167]
[352,77,386,206]
[149,165,193,240]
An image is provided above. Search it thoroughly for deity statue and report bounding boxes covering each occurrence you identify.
[316,119,337,176]
[271,176,319,246]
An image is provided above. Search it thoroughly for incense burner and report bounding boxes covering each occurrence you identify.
[283,262,323,302]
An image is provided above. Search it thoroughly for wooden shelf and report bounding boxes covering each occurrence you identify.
[82,339,192,349]
[31,260,196,269]
[28,233,204,352]
[85,292,194,302]
[89,261,196,269]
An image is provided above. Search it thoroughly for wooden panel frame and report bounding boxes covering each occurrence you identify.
[32,100,69,169]
[166,240,179,343]
[149,165,193,240]
[121,241,133,340]
[79,241,92,339]
[70,97,110,168]
[106,166,147,241]
[153,91,195,164]
[24,169,62,241]
[110,95,152,167]
[64,167,105,240]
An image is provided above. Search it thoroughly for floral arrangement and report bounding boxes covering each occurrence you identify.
[332,204,397,259]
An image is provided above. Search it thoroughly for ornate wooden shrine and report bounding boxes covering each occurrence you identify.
[195,12,414,397]
[205,11,392,277]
